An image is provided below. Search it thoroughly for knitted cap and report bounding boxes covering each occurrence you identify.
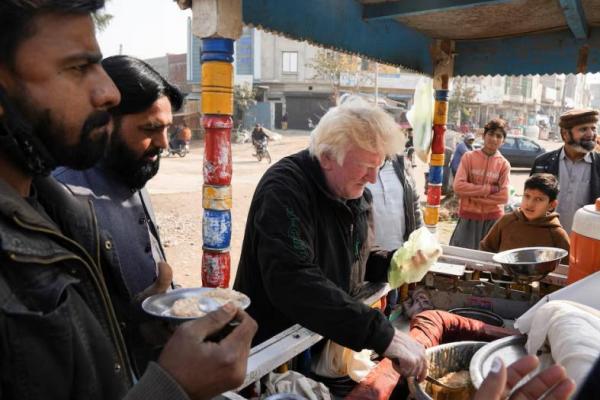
[559,108,599,129]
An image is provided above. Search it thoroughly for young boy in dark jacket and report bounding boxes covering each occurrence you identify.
[480,173,570,254]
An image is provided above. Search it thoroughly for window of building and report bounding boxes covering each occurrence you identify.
[282,52,298,73]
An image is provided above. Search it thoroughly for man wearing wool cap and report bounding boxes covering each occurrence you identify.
[531,108,600,233]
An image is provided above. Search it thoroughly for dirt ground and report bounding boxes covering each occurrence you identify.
[148,130,562,288]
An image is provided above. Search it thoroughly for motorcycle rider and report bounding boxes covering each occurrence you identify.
[251,123,269,156]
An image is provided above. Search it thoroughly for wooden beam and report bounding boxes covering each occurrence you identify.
[559,0,589,39]
[363,0,514,21]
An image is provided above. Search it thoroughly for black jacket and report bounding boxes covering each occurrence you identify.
[0,177,187,400]
[530,148,600,204]
[389,155,423,241]
[233,150,395,354]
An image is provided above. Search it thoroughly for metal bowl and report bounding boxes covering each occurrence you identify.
[412,341,487,400]
[142,287,250,323]
[492,247,567,283]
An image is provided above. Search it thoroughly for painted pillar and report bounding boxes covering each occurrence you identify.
[187,0,242,288]
[201,39,234,288]
[426,40,454,229]
[424,87,448,227]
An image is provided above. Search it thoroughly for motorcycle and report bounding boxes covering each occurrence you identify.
[253,140,271,163]
[164,140,189,158]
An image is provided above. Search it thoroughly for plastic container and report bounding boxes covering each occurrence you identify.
[567,198,600,283]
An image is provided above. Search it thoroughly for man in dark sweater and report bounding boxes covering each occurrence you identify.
[234,98,428,382]
[531,108,600,232]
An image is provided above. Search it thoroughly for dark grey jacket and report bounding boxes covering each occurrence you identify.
[0,177,187,400]
[530,148,600,204]
[390,155,423,240]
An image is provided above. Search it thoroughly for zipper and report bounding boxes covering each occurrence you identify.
[11,216,132,383]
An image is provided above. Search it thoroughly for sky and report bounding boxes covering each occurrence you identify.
[97,0,191,60]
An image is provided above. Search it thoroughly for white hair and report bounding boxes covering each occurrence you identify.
[308,96,404,164]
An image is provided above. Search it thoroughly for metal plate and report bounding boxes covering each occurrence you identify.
[470,335,529,388]
[142,287,250,322]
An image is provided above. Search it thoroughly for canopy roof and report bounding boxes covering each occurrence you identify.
[241,0,600,77]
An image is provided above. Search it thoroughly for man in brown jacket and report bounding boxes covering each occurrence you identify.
[480,173,569,254]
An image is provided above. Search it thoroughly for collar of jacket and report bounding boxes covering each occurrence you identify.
[298,149,371,214]
[0,176,97,261]
[0,177,59,233]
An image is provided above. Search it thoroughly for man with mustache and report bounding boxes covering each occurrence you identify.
[0,2,255,399]
[54,55,182,374]
[531,109,600,233]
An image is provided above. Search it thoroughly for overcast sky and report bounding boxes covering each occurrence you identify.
[97,0,191,60]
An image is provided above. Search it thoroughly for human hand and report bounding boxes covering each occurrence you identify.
[158,303,258,400]
[409,249,442,270]
[134,261,173,304]
[383,328,427,381]
[474,355,575,400]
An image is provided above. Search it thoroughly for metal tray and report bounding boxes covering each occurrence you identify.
[470,334,555,389]
[142,287,250,322]
[470,335,528,388]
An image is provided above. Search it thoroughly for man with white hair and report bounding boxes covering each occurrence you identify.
[234,99,428,389]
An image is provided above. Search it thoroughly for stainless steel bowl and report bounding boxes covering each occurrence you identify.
[492,247,567,283]
[412,341,487,400]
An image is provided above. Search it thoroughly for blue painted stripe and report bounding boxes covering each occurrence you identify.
[428,166,444,184]
[203,209,232,250]
[363,0,513,20]
[201,38,234,55]
[243,0,433,73]
[559,0,588,39]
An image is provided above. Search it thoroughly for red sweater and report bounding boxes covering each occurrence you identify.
[453,149,511,220]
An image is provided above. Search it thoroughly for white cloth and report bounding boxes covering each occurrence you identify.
[367,161,406,251]
[523,300,600,387]
[263,370,332,400]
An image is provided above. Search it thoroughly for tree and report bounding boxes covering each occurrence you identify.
[307,50,359,102]
[448,77,477,126]
[233,83,257,129]
[93,0,113,32]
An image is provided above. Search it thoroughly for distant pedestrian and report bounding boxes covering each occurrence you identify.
[451,133,475,176]
[282,112,288,130]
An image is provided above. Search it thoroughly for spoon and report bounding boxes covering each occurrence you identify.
[198,297,241,342]
[425,375,464,391]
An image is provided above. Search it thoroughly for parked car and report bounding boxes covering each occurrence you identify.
[473,135,546,168]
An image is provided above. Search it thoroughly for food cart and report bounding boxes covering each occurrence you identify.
[172,0,600,398]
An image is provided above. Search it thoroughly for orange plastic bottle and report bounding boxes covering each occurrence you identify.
[567,198,600,283]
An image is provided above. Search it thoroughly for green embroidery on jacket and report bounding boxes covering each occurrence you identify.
[286,207,310,260]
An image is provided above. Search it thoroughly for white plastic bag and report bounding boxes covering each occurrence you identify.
[311,341,376,383]
[388,227,442,289]
[406,78,434,163]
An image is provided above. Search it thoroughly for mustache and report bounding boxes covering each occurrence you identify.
[143,147,161,159]
[82,111,112,134]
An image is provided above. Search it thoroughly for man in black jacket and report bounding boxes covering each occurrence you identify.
[234,98,428,383]
[0,1,255,399]
[530,108,600,232]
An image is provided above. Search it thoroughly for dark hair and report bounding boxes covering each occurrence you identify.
[101,55,184,116]
[484,118,508,138]
[525,173,559,201]
[0,0,105,68]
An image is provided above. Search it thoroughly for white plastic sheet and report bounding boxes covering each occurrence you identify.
[406,78,434,163]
